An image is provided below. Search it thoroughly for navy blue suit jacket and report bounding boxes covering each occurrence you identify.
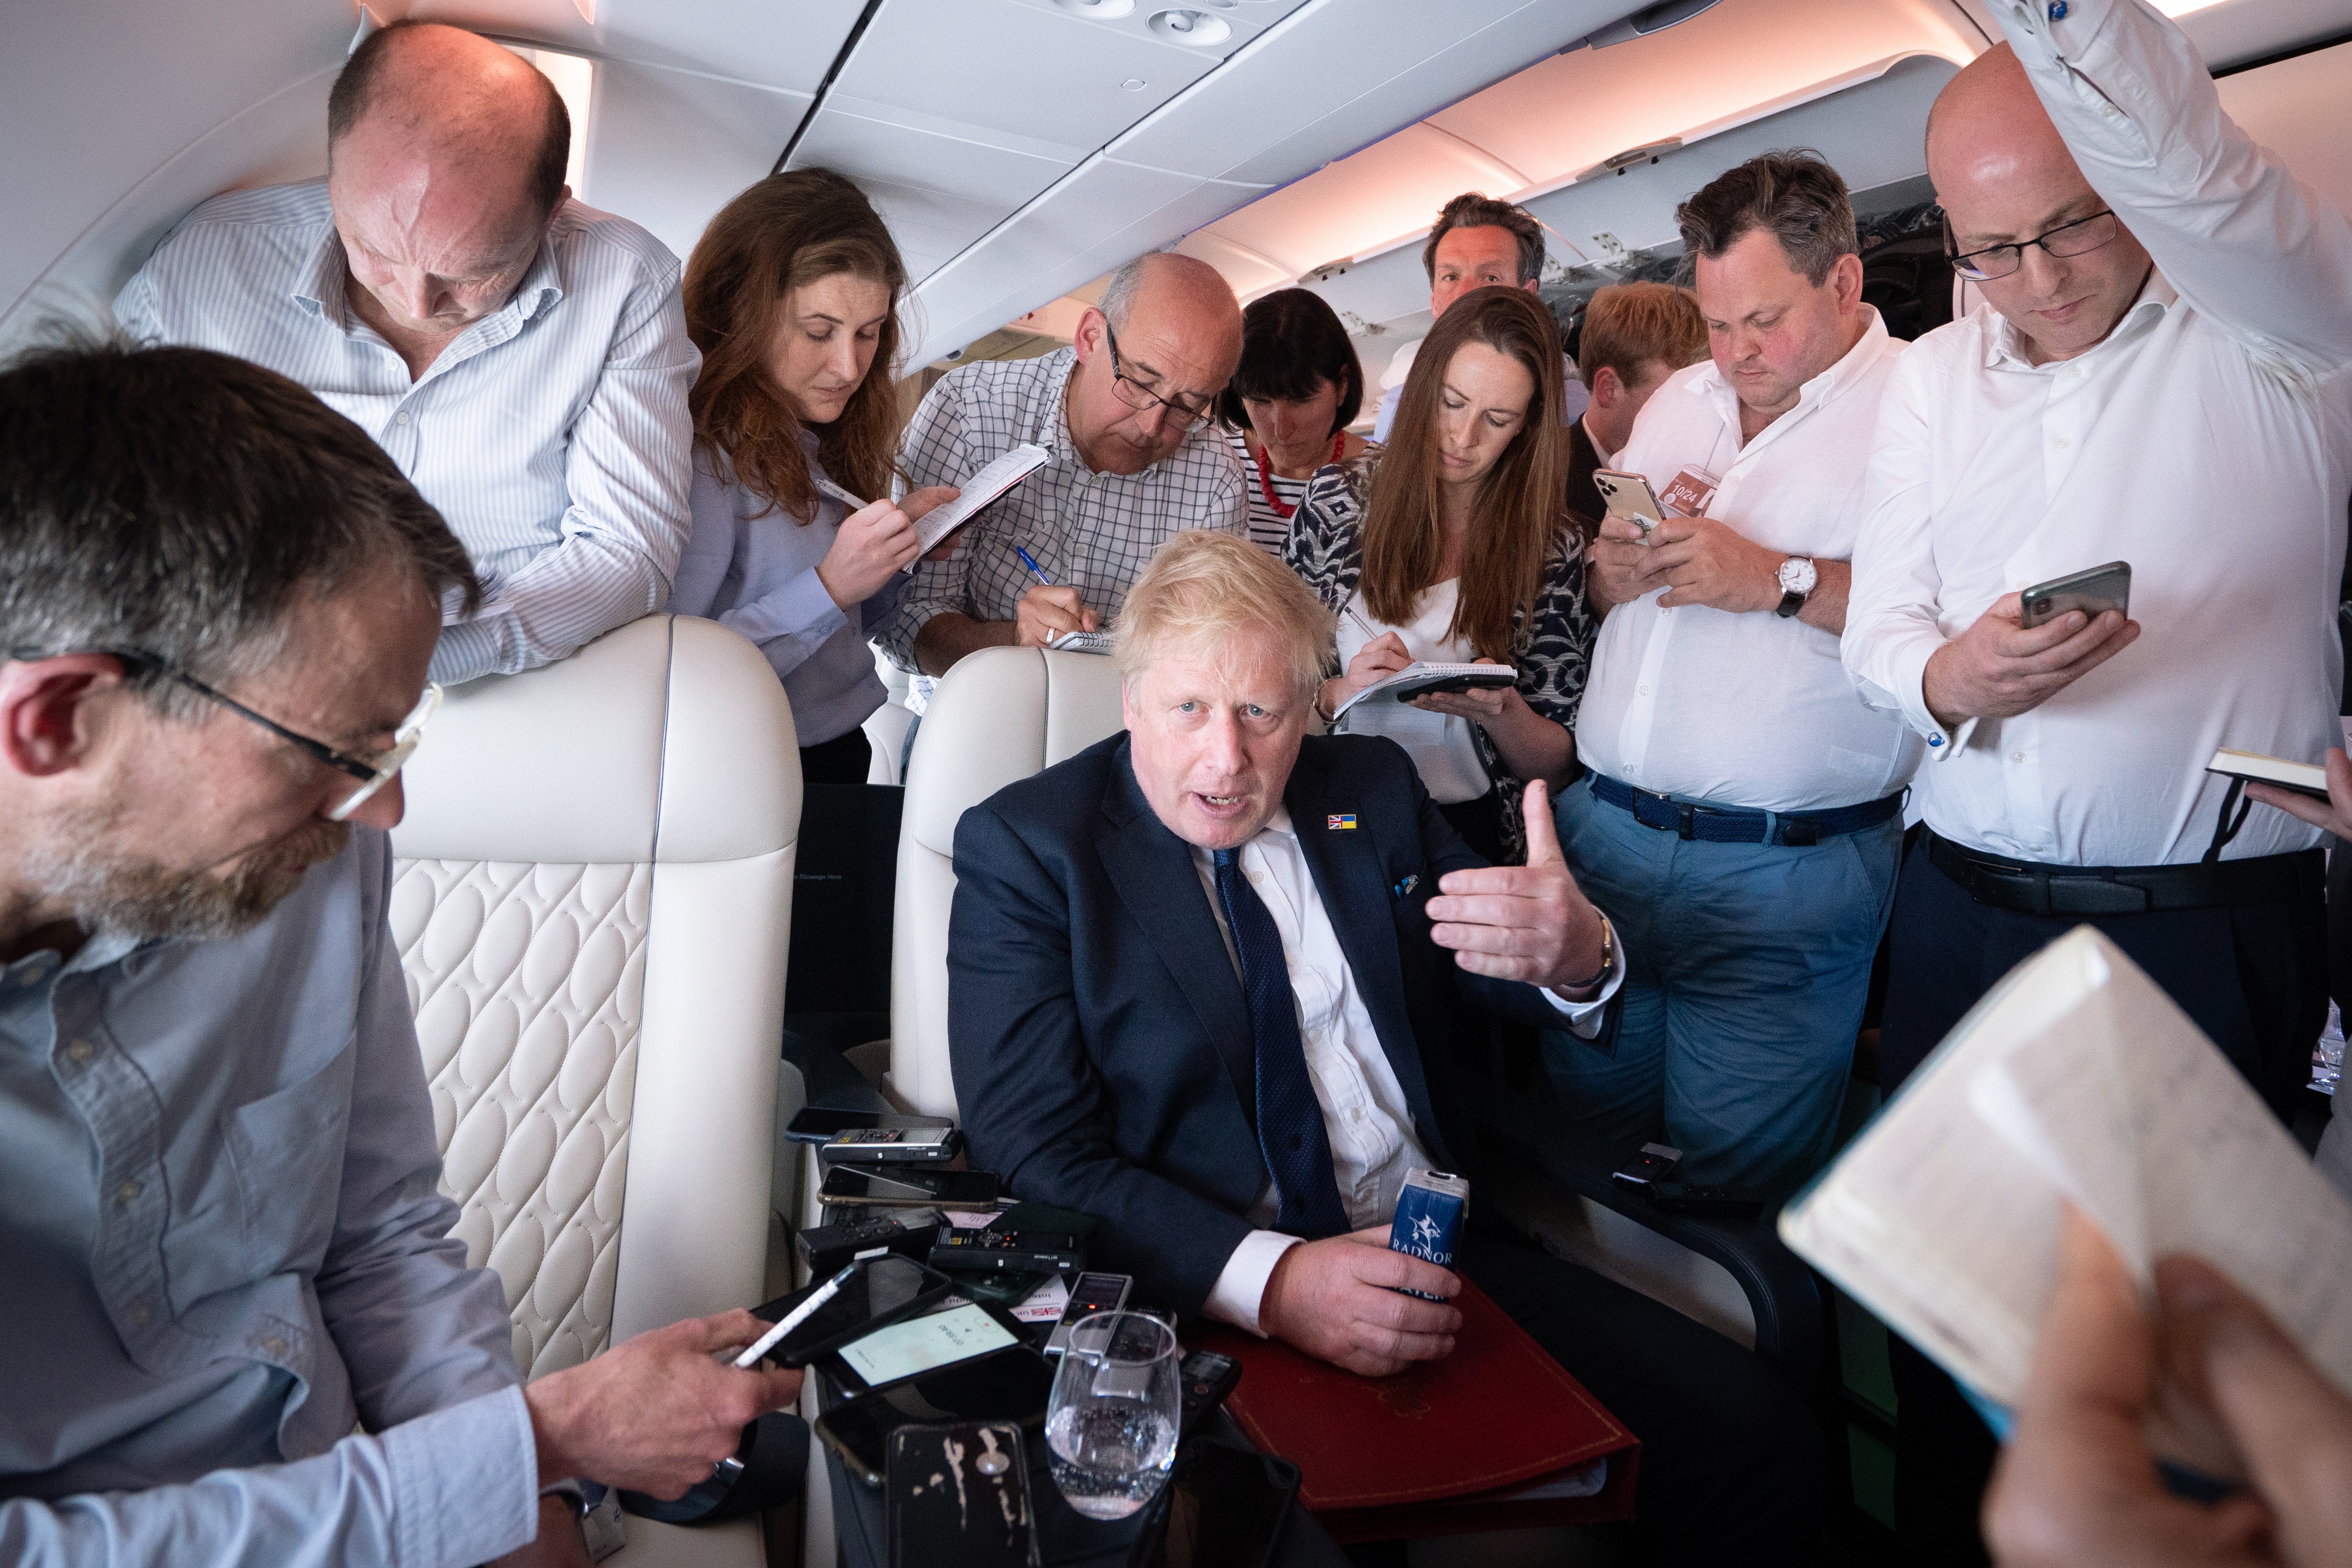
[948,730,1590,1316]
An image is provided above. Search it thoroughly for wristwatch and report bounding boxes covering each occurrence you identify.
[1558,912,1616,996]
[1774,555,1818,618]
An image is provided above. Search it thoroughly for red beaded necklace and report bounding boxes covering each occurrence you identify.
[1252,433,1346,521]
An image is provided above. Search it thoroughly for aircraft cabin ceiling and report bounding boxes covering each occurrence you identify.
[2,0,2350,358]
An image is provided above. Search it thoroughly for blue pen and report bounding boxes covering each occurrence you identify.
[1014,546,1054,587]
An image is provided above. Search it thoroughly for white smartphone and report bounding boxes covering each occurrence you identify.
[1592,468,1667,536]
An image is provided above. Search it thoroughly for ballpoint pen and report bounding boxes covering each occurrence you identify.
[1014,545,1054,588]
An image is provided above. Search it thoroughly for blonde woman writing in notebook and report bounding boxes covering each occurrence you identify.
[1286,286,1594,862]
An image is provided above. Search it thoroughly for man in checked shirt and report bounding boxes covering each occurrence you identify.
[876,252,1249,714]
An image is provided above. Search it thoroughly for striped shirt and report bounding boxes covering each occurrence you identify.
[1226,428,1311,556]
[874,348,1246,710]
[114,180,698,686]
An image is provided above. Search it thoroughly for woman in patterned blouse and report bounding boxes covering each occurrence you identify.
[1286,285,1596,862]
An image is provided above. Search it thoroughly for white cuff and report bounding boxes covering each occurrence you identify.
[1546,926,1628,1040]
[1204,1230,1305,1338]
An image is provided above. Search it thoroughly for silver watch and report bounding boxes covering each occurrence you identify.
[1774,555,1818,618]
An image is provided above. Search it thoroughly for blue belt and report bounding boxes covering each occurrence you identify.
[1586,772,1904,846]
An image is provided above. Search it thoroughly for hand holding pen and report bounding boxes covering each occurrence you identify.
[1012,545,1100,648]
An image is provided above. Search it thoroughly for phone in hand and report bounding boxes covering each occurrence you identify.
[2018,560,2130,630]
[1592,469,1667,536]
[1126,1440,1300,1568]
[820,1162,1002,1212]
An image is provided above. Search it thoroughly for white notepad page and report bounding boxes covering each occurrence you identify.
[912,443,1050,554]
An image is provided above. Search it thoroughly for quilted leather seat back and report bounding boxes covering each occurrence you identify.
[390,616,800,1376]
[890,647,1124,1118]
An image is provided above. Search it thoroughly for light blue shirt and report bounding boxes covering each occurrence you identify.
[671,434,901,748]
[115,181,698,686]
[0,830,540,1568]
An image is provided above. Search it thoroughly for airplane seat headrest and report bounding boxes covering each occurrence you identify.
[390,616,799,1379]
[890,646,1126,1118]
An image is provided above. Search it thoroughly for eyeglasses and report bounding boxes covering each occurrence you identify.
[8,644,442,823]
[1944,208,2121,282]
[1102,322,1218,431]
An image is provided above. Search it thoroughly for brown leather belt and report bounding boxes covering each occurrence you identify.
[1924,830,2324,916]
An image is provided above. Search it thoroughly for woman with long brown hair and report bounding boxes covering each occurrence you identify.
[671,168,956,782]
[1287,284,1596,861]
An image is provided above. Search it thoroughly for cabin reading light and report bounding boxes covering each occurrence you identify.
[1054,0,1137,16]
[1148,8,1232,46]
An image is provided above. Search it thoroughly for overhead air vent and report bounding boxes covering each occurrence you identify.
[1148,9,1233,46]
[1054,0,1137,16]
[1562,0,1726,52]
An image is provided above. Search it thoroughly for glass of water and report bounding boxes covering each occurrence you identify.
[1044,1310,1180,1520]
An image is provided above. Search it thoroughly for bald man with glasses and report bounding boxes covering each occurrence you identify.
[874,251,1248,711]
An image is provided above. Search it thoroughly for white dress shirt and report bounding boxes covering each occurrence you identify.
[1578,310,1924,812]
[1190,810,1622,1334]
[116,182,698,686]
[1844,0,2352,866]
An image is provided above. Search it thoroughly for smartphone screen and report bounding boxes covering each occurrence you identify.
[749,1254,950,1366]
[820,1346,1056,1483]
[1132,1444,1299,1568]
[836,1302,1024,1389]
[822,1164,1001,1207]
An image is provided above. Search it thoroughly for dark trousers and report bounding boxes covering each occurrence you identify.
[1878,832,2328,1562]
[1460,1229,1824,1567]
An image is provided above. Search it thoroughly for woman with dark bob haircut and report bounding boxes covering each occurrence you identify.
[670,168,957,782]
[1287,285,1594,863]
[1217,288,1368,554]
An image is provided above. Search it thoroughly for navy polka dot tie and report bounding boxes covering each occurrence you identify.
[1212,846,1352,1238]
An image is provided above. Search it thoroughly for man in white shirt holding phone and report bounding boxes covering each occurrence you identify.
[1840,2,2352,1555]
[1560,152,1920,1198]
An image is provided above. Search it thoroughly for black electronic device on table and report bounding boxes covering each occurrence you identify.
[814,1342,1058,1489]
[1609,1142,1682,1194]
[824,1294,1036,1398]
[1644,1182,1766,1218]
[1043,1271,1133,1358]
[796,1210,942,1278]
[784,1106,954,1144]
[820,1162,1002,1212]
[886,1420,1038,1568]
[930,1226,1086,1276]
[1126,1440,1300,1568]
[1174,1350,1242,1446]
[744,1254,954,1368]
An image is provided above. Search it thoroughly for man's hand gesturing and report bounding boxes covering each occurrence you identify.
[524,1310,804,1499]
[1258,1226,1462,1378]
[1424,779,1608,996]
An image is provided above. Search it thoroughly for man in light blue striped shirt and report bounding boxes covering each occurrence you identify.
[115,22,696,686]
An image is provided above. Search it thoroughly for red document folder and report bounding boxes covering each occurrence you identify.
[1190,1280,1640,1542]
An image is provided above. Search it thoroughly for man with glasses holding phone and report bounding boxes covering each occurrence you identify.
[1842,2,2352,1558]
[0,340,804,1567]
[876,252,1248,709]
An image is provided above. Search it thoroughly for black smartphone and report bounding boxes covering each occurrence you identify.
[814,1343,1058,1487]
[2018,560,2130,630]
[828,1296,1034,1396]
[784,1106,954,1145]
[1387,668,1516,702]
[887,1421,1037,1568]
[820,1163,1002,1212]
[1174,1350,1242,1446]
[1127,1440,1300,1568]
[746,1254,954,1367]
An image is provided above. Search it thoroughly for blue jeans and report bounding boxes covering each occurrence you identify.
[1541,775,1903,1194]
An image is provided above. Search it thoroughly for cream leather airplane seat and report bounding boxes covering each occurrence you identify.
[888,646,1126,1116]
[388,616,798,1565]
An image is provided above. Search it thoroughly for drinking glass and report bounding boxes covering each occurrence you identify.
[1043,1310,1180,1520]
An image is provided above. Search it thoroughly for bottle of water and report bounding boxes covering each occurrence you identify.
[1043,1312,1180,1520]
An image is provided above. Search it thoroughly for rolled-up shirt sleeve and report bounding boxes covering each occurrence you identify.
[1844,348,1973,761]
[430,268,698,684]
[0,1385,540,1568]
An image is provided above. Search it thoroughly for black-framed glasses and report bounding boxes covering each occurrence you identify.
[8,644,442,823]
[1944,208,2121,282]
[1102,322,1217,430]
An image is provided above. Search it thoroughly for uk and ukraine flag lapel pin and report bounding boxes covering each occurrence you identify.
[1326,813,1357,830]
